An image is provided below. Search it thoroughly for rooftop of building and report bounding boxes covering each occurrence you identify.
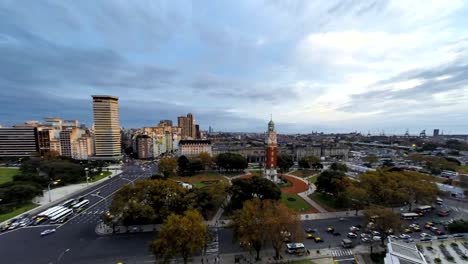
[179,139,211,145]
[386,238,427,264]
[92,95,119,100]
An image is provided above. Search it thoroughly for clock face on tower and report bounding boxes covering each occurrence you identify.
[267,132,277,145]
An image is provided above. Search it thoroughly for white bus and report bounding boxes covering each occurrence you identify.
[50,209,73,224]
[286,243,306,254]
[72,199,90,210]
[441,170,458,178]
[47,207,70,219]
[415,205,433,214]
[61,199,75,208]
[37,206,63,218]
[401,212,419,220]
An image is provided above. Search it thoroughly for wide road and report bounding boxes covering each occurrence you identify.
[0,161,156,264]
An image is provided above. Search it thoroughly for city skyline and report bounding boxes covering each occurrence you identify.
[1,1,468,133]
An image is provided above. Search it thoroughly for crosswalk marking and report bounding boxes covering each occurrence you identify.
[330,248,353,257]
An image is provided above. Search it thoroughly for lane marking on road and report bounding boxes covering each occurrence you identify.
[335,258,355,262]
[57,173,144,229]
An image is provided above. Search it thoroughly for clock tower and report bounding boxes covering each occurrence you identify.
[264,118,278,183]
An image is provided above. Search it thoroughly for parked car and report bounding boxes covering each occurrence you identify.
[305,228,316,233]
[347,233,358,238]
[361,237,371,243]
[40,229,56,236]
[372,236,381,241]
[371,231,380,236]
[349,226,360,232]
[333,232,341,236]
[420,237,432,241]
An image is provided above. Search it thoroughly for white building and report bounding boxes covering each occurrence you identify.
[178,140,212,157]
[384,238,427,264]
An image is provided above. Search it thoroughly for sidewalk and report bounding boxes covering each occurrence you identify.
[284,173,328,213]
[0,168,122,226]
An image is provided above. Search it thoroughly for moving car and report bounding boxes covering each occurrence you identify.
[306,233,314,239]
[314,237,323,243]
[326,227,334,233]
[40,229,56,236]
[420,233,430,238]
[305,228,316,233]
[399,234,411,239]
[349,226,360,232]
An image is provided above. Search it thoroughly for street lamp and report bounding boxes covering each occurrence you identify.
[84,167,89,186]
[120,175,134,187]
[48,179,61,203]
[56,248,71,264]
[92,191,108,208]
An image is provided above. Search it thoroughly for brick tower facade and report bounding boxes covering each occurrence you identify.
[264,118,278,182]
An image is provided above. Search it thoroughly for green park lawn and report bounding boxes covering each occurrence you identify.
[308,193,339,212]
[308,175,318,184]
[0,203,38,223]
[0,168,19,184]
[88,171,112,183]
[281,193,312,212]
[289,170,316,178]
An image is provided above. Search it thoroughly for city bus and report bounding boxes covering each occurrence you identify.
[415,205,433,215]
[286,243,306,255]
[37,206,63,218]
[61,199,76,208]
[50,209,73,224]
[401,212,420,220]
[72,199,90,210]
[46,207,70,219]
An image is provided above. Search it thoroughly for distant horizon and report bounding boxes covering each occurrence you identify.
[2,115,466,136]
[1,1,468,133]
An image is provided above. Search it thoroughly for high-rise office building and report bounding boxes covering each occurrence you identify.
[0,127,38,157]
[177,113,197,139]
[92,95,121,160]
[433,129,440,137]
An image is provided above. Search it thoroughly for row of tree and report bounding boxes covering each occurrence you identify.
[1,157,107,213]
[149,197,305,264]
[103,178,229,226]
[314,164,439,212]
[158,152,249,177]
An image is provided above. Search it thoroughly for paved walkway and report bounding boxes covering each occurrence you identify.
[33,169,122,205]
[284,173,328,213]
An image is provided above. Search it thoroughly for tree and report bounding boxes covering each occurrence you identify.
[447,219,468,233]
[363,206,402,246]
[298,156,322,170]
[229,176,281,210]
[197,152,213,170]
[345,185,369,215]
[315,169,350,197]
[1,183,43,204]
[105,179,191,226]
[187,158,203,175]
[277,154,293,173]
[263,201,304,260]
[159,157,177,177]
[150,210,208,264]
[177,156,189,176]
[330,162,348,172]
[355,169,439,210]
[231,199,266,260]
[215,153,248,172]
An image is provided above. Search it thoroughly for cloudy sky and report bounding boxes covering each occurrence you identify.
[1,0,468,134]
